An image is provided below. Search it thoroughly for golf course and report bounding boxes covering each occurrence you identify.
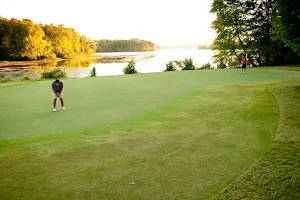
[0,67,299,199]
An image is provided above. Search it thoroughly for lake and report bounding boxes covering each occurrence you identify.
[0,48,214,79]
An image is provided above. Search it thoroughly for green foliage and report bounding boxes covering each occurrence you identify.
[274,0,300,53]
[217,61,227,69]
[22,75,30,81]
[89,67,97,77]
[41,69,67,79]
[210,0,300,67]
[96,39,156,52]
[173,60,184,69]
[181,57,196,70]
[201,62,213,70]
[123,60,138,74]
[0,76,12,83]
[164,61,177,71]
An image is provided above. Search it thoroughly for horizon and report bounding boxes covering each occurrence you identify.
[0,0,216,46]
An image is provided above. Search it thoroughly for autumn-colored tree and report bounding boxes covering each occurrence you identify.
[20,19,47,60]
[80,35,95,55]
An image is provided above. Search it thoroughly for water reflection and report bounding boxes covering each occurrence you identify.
[0,49,213,79]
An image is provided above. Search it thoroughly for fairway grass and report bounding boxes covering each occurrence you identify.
[0,68,299,199]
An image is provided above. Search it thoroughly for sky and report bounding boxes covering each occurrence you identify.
[0,0,216,46]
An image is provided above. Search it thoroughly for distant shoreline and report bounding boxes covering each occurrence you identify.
[0,54,104,68]
[0,48,212,67]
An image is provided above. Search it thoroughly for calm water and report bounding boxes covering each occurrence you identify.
[0,48,214,79]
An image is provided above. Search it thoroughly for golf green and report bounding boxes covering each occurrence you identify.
[0,68,299,199]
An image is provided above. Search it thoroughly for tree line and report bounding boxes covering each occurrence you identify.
[211,0,300,67]
[0,17,96,61]
[96,39,156,52]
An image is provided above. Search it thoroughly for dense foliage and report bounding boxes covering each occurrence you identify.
[123,60,138,74]
[211,0,300,67]
[201,62,213,70]
[164,61,178,71]
[181,57,196,70]
[41,69,67,79]
[89,67,97,77]
[96,39,156,52]
[164,58,197,71]
[274,0,300,53]
[0,17,96,61]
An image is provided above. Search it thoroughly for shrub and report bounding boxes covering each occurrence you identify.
[201,62,213,69]
[123,60,138,74]
[41,69,67,79]
[164,61,177,71]
[217,62,227,69]
[174,60,184,69]
[0,76,12,83]
[89,67,97,77]
[22,75,31,81]
[182,57,196,70]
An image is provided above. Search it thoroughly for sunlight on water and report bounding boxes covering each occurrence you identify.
[0,48,213,79]
[86,48,213,78]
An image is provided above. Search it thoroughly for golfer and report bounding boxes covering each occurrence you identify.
[52,78,65,112]
[241,56,247,74]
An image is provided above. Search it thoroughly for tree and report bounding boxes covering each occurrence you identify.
[164,61,177,71]
[96,39,156,52]
[274,0,300,53]
[210,0,299,67]
[123,60,138,74]
[19,19,46,60]
[211,0,251,67]
[0,17,9,60]
[89,67,97,77]
[0,17,95,61]
[1,18,26,60]
[80,35,95,55]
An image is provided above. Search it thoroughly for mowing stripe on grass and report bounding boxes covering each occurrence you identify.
[0,69,298,140]
[0,84,279,199]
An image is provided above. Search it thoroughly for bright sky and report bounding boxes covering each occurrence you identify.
[0,0,216,46]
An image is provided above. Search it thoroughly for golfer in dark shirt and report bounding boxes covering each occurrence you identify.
[52,78,65,112]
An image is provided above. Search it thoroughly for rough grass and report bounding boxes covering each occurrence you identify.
[0,68,299,199]
[213,82,300,200]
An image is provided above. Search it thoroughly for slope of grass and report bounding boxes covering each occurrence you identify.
[213,82,300,200]
[0,68,299,199]
[0,84,279,199]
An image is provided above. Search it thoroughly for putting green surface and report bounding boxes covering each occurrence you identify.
[0,68,299,199]
[0,68,298,140]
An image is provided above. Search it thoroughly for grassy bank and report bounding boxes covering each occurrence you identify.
[213,82,300,200]
[0,68,299,199]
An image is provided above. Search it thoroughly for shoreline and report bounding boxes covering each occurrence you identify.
[0,54,105,68]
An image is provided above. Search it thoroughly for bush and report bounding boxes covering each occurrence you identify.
[22,75,30,81]
[182,57,196,70]
[201,62,213,69]
[217,62,227,69]
[89,67,97,77]
[174,60,184,69]
[164,61,177,71]
[0,76,12,83]
[123,60,138,74]
[41,69,67,79]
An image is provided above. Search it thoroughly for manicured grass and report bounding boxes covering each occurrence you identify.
[0,69,298,140]
[0,68,299,199]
